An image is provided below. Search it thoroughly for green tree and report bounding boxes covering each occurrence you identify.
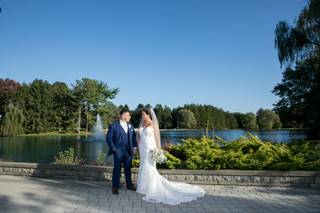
[154,104,173,129]
[16,79,52,133]
[172,107,182,128]
[233,113,245,129]
[0,103,25,136]
[176,109,197,129]
[99,101,120,127]
[243,113,257,129]
[274,0,319,66]
[162,105,173,129]
[131,104,145,127]
[273,57,320,128]
[182,104,236,129]
[256,109,282,130]
[0,79,21,117]
[274,0,320,136]
[72,78,118,134]
[272,114,283,129]
[257,109,274,130]
[234,112,256,129]
[119,104,130,112]
[49,82,77,132]
[224,112,238,129]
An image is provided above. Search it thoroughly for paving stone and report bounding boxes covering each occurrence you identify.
[0,175,319,213]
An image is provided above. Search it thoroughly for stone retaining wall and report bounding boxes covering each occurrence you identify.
[0,162,319,187]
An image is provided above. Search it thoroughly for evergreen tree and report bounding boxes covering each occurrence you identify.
[153,105,173,129]
[16,79,52,133]
[49,82,77,132]
[131,104,145,127]
[162,106,173,129]
[119,104,130,112]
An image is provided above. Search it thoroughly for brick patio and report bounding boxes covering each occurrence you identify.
[0,175,319,213]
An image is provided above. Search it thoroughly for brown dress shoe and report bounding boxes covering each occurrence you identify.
[127,185,137,191]
[112,188,119,194]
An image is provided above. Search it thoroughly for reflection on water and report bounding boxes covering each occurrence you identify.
[0,129,307,164]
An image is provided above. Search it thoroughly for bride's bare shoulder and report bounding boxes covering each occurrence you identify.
[145,121,153,128]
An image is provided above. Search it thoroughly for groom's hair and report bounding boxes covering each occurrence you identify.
[120,109,130,115]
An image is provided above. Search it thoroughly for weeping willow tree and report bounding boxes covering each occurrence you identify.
[0,103,25,136]
[274,0,320,65]
[273,0,320,136]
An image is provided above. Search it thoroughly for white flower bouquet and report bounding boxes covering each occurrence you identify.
[150,148,167,163]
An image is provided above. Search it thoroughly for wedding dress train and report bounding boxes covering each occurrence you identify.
[136,126,205,205]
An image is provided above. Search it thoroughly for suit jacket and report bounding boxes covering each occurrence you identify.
[106,120,137,156]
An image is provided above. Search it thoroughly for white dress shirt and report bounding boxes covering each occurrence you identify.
[120,120,128,133]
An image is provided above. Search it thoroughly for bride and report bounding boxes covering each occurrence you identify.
[136,108,205,205]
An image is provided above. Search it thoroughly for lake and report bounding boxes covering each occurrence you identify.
[0,129,307,165]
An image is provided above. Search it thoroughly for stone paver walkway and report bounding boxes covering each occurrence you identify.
[0,175,319,213]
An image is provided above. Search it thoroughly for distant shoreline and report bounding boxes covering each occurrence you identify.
[12,128,307,137]
[18,132,92,137]
[159,128,306,131]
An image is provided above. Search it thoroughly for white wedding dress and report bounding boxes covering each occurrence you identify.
[136,126,205,205]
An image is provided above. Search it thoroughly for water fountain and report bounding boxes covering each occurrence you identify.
[93,114,105,141]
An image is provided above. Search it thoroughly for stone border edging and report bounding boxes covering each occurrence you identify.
[0,162,319,187]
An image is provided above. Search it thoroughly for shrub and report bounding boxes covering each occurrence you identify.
[54,148,81,165]
[158,152,183,169]
[96,151,106,166]
[162,133,320,171]
[55,134,319,171]
[132,157,140,168]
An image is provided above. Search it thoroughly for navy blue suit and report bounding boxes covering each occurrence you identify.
[106,121,137,189]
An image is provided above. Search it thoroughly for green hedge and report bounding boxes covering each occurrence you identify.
[134,133,320,170]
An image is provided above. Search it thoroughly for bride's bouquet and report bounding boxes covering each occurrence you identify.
[150,148,167,163]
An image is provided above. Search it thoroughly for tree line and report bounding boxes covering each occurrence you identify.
[120,103,282,130]
[0,78,283,136]
[0,78,119,136]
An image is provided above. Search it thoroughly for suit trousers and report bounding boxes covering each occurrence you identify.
[112,148,133,189]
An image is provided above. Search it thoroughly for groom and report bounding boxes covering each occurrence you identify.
[106,109,137,194]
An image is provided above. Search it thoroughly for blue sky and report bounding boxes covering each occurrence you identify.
[0,0,306,113]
